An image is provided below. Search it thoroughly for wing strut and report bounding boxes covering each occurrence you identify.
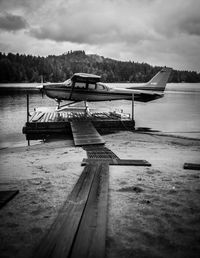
[69,81,75,100]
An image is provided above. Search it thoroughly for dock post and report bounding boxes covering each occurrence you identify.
[27,93,29,123]
[132,94,134,121]
[26,93,30,146]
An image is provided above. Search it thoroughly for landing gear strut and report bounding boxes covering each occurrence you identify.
[56,99,61,109]
[84,101,90,115]
[55,100,79,111]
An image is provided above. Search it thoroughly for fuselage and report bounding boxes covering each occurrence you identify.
[43,81,161,103]
[40,69,172,103]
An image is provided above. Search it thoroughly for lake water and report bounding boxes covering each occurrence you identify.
[0,83,200,148]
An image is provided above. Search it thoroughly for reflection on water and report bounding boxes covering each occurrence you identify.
[0,92,55,148]
[0,83,200,147]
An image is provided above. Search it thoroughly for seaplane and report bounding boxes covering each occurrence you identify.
[37,67,171,112]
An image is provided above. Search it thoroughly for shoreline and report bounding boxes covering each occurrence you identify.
[1,129,200,151]
[0,131,200,257]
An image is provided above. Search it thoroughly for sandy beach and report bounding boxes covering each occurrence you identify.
[0,131,200,258]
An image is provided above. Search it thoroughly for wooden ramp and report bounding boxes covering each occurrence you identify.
[70,121,105,146]
[34,163,109,258]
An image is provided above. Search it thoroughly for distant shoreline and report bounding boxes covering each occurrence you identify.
[0,82,200,93]
[1,131,200,151]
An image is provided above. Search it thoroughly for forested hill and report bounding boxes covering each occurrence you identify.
[0,50,200,83]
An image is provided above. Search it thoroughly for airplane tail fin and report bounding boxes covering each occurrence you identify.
[144,67,172,92]
[128,67,172,92]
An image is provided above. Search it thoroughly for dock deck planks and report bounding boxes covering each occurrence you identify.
[30,112,44,122]
[70,121,105,146]
[23,111,135,140]
[29,111,132,123]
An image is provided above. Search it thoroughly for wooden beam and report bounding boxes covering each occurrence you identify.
[81,158,151,167]
[183,163,200,170]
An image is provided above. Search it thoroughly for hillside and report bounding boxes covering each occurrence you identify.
[0,50,200,83]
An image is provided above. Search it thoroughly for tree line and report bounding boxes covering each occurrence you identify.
[0,50,200,83]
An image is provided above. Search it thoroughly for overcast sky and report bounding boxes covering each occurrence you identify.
[0,0,199,71]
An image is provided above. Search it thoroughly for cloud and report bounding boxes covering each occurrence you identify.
[0,29,88,57]
[0,0,46,13]
[152,0,200,37]
[29,0,156,45]
[0,13,28,31]
[28,0,200,47]
[180,17,200,36]
[0,0,200,71]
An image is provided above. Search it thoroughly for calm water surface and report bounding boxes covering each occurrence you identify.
[0,83,200,147]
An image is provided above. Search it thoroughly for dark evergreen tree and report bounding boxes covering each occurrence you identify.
[0,50,200,83]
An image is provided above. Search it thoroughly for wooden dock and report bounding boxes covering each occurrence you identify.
[22,111,135,141]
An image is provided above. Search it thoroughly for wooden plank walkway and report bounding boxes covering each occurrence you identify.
[34,163,109,258]
[70,121,105,146]
[70,163,109,258]
[0,190,19,209]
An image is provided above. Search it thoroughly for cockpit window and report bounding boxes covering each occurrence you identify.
[63,79,72,87]
[88,83,96,90]
[96,83,108,91]
[74,82,86,89]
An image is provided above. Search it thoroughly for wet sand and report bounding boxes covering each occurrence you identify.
[0,132,200,258]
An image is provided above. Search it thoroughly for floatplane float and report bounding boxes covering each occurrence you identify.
[37,68,171,113]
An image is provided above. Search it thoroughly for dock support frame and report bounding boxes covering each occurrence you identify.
[132,94,134,121]
[26,93,30,146]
